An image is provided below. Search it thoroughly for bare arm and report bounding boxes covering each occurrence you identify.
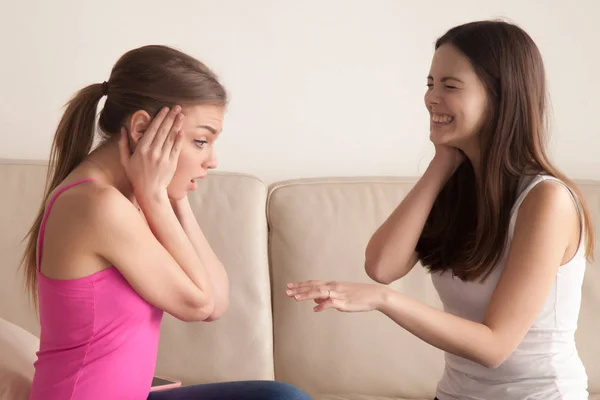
[375,181,579,367]
[94,188,215,322]
[365,151,461,284]
[171,197,229,321]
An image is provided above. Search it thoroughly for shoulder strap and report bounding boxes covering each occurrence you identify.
[36,178,96,270]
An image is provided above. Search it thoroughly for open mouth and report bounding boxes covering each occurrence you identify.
[191,175,206,183]
[431,113,455,124]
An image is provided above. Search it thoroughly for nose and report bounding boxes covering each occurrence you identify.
[424,86,441,110]
[204,147,218,170]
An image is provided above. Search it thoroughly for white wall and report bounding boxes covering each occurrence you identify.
[1,0,598,183]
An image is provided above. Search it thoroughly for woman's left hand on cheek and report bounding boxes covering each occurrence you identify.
[285,281,387,313]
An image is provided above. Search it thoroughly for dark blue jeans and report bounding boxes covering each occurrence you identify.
[147,380,312,400]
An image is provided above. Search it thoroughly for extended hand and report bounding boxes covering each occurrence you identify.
[286,280,387,312]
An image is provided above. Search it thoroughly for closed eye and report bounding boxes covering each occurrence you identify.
[194,139,207,148]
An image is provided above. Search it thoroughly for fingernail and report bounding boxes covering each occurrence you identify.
[285,290,292,295]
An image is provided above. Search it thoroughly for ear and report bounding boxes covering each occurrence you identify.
[125,110,152,150]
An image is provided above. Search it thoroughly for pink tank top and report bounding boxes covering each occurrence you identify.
[28,179,164,400]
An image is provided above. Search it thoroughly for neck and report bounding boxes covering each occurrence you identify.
[83,138,135,201]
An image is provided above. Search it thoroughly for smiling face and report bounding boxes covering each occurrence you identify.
[424,44,489,150]
[167,104,225,199]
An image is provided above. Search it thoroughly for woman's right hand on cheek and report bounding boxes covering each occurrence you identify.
[118,106,185,207]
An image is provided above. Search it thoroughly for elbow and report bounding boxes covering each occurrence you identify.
[365,247,389,284]
[203,277,230,322]
[481,356,505,370]
[202,296,229,322]
[179,295,215,323]
[365,262,395,285]
[477,348,510,369]
[364,241,406,285]
[364,254,404,284]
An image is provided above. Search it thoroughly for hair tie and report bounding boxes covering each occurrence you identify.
[101,81,109,96]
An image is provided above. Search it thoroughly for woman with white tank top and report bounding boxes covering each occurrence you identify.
[286,20,594,399]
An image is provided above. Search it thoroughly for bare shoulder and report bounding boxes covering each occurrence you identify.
[40,181,141,278]
[513,178,580,262]
[43,180,145,258]
[518,179,578,222]
[47,181,138,230]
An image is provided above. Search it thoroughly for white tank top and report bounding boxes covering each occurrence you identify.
[431,174,588,400]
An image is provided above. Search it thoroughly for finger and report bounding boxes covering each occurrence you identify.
[152,106,182,150]
[162,113,185,153]
[118,128,131,169]
[287,280,326,289]
[289,288,331,301]
[169,131,184,162]
[139,107,170,150]
[314,299,339,312]
[286,285,326,297]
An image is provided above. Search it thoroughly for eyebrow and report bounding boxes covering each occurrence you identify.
[427,76,465,84]
[197,125,218,134]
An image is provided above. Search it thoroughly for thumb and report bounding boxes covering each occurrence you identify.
[314,299,337,312]
[118,128,131,168]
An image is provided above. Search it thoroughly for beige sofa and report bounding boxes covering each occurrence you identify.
[1,159,599,400]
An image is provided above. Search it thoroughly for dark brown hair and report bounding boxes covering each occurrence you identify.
[21,45,228,306]
[416,20,595,281]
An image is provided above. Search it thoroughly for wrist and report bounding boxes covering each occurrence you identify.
[170,196,192,219]
[426,157,457,184]
[137,189,170,211]
[374,285,393,312]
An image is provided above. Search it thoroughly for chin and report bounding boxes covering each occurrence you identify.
[166,187,189,201]
[430,130,453,146]
[430,127,471,148]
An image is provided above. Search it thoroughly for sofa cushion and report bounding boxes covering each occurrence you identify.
[575,182,600,395]
[268,177,444,399]
[155,172,275,384]
[0,160,47,337]
[0,317,39,400]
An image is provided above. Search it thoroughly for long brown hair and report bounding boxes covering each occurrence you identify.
[21,45,228,307]
[416,20,595,281]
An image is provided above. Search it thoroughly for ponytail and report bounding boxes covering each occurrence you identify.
[21,83,105,309]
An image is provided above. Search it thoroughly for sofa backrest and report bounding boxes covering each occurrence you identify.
[267,176,600,398]
[1,160,599,398]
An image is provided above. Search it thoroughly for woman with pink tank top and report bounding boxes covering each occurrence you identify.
[286,20,594,399]
[21,45,311,400]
